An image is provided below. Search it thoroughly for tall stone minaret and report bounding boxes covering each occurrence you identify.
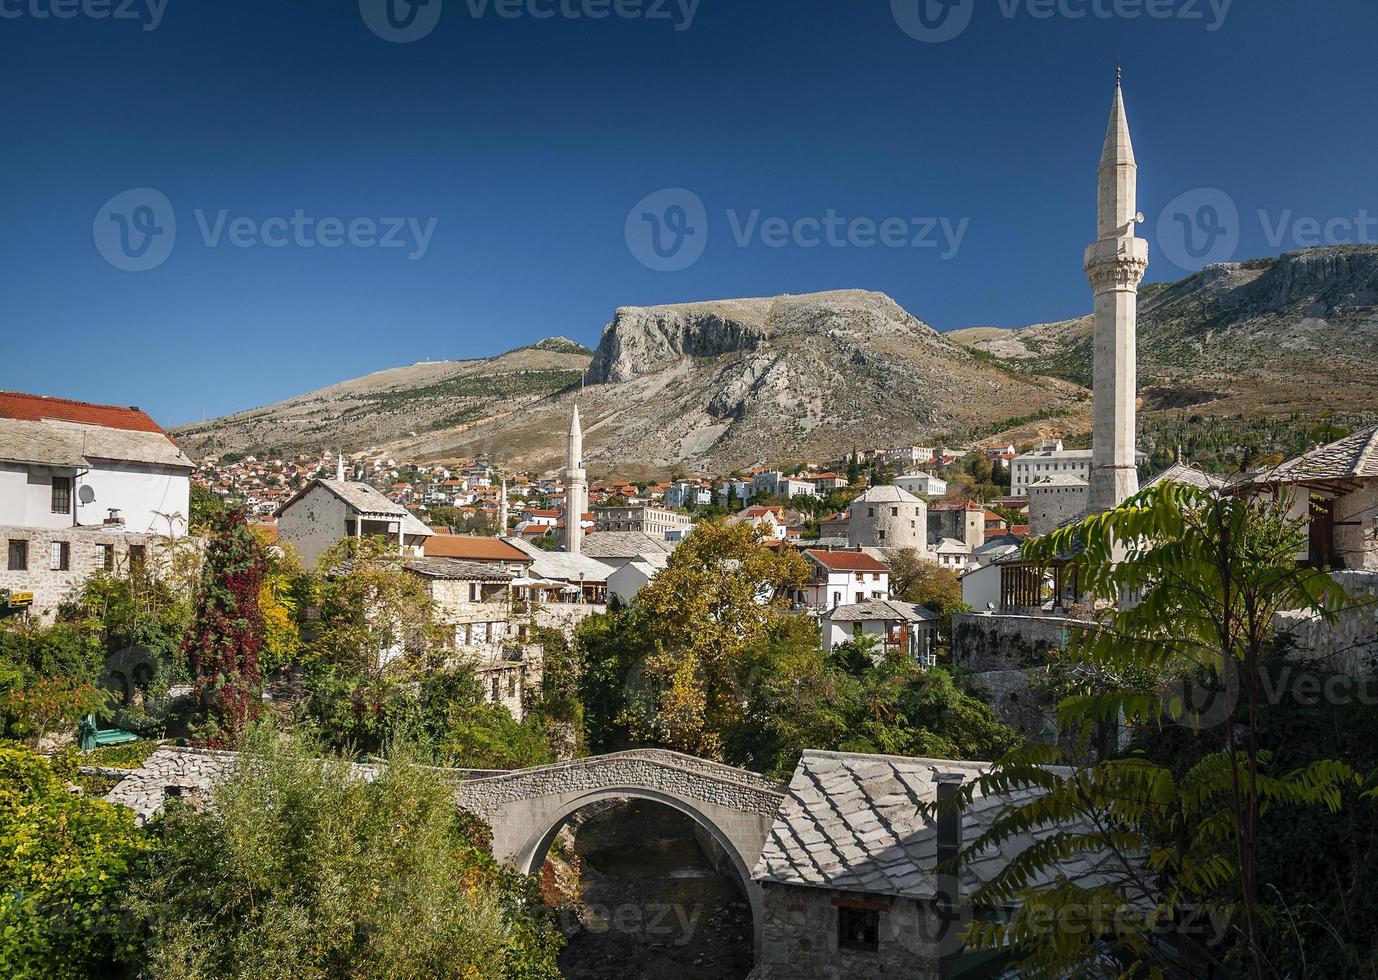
[498,477,509,537]
[564,404,587,554]
[1085,71,1148,513]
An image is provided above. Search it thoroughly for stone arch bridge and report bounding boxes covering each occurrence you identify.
[103,746,786,953]
[452,749,786,949]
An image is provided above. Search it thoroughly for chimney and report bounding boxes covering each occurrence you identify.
[935,771,965,977]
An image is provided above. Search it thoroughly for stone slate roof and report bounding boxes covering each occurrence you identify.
[824,599,937,624]
[505,536,612,583]
[1141,462,1226,491]
[1028,474,1089,489]
[1261,426,1378,483]
[0,417,193,470]
[754,751,1110,900]
[404,558,517,582]
[849,485,923,506]
[581,530,675,559]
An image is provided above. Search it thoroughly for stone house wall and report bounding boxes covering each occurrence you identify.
[275,484,348,569]
[0,524,175,620]
[1335,484,1378,572]
[753,883,941,980]
[1028,482,1089,536]
[848,497,927,550]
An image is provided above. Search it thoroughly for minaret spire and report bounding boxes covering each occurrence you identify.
[498,477,509,536]
[1085,73,1148,513]
[564,401,587,555]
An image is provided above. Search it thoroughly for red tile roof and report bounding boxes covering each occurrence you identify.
[805,549,890,573]
[423,535,530,562]
[0,390,167,434]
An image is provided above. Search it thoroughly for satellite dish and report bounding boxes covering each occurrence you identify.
[78,485,96,504]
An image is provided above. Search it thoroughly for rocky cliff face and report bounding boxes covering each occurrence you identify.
[423,290,1084,476]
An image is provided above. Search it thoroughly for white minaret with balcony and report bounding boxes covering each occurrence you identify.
[1085,72,1148,513]
[564,404,587,554]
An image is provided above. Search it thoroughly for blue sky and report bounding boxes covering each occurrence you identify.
[3,0,1376,426]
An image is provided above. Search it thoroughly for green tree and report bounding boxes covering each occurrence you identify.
[738,625,1019,778]
[621,521,807,757]
[937,483,1371,978]
[128,724,562,979]
[888,550,964,615]
[0,745,150,979]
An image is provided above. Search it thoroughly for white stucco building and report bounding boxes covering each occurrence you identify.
[792,549,891,612]
[1,392,194,618]
[894,471,947,498]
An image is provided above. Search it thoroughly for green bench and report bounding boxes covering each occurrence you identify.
[77,714,140,751]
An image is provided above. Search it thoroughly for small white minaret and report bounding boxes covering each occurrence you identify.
[336,453,346,482]
[564,404,587,554]
[1085,70,1148,513]
[498,478,509,536]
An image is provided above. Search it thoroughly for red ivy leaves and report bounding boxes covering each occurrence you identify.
[185,508,267,749]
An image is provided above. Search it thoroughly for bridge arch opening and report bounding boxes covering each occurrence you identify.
[515,787,764,962]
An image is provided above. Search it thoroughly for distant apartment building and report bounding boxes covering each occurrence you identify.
[1009,440,1094,496]
[809,472,848,492]
[664,481,712,509]
[592,504,694,539]
[894,471,947,498]
[0,392,194,618]
[884,446,936,468]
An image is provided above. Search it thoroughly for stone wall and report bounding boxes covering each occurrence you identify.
[531,601,604,635]
[1336,487,1378,572]
[0,524,176,620]
[951,612,1085,672]
[753,884,941,980]
[1276,570,1378,675]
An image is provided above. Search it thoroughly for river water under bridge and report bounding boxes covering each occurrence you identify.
[557,800,754,980]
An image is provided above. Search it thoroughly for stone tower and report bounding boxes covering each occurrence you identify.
[846,485,927,551]
[564,404,587,554]
[1085,73,1148,513]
